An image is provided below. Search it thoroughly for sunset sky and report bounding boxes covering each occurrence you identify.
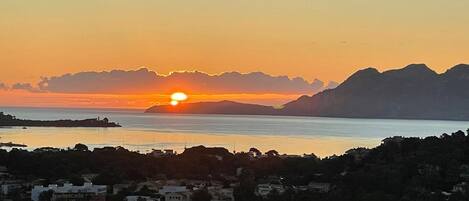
[1,0,468,108]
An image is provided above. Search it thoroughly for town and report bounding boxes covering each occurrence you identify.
[0,146,327,201]
[2,130,469,201]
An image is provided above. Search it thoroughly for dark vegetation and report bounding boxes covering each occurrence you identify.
[0,112,121,127]
[2,130,469,200]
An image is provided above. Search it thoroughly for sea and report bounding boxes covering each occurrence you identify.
[1,107,468,157]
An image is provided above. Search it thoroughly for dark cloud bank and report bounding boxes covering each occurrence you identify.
[37,68,338,94]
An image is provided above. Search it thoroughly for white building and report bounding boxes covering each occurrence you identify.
[31,182,107,201]
[165,192,191,201]
[159,186,191,201]
[125,195,160,201]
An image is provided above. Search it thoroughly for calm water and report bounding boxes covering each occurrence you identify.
[1,107,468,157]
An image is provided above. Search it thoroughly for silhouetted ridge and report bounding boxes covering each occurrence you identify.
[145,100,280,115]
[282,63,469,120]
[146,64,469,121]
[444,64,469,78]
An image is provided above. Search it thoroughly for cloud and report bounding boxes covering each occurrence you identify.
[325,81,339,89]
[11,83,42,92]
[0,82,7,90]
[38,68,333,95]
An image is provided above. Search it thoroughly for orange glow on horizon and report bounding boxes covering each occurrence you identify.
[0,90,302,109]
[1,1,468,85]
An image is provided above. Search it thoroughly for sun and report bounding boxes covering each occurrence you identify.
[170,92,188,106]
[170,100,179,106]
[171,92,188,101]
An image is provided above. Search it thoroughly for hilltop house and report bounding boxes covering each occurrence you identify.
[31,182,106,201]
[159,186,191,201]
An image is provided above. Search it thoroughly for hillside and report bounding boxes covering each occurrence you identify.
[282,64,469,120]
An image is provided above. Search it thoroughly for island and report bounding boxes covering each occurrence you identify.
[0,112,121,127]
[145,100,281,115]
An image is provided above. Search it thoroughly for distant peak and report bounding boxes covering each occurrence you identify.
[383,63,437,77]
[402,64,437,76]
[403,63,432,71]
[444,64,469,76]
[448,63,469,71]
[348,67,380,79]
[360,67,380,73]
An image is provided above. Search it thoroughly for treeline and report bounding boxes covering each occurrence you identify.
[1,130,469,201]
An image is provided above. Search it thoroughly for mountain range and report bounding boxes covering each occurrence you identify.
[146,64,469,121]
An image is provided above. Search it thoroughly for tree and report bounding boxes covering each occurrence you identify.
[69,175,85,186]
[249,148,262,157]
[191,189,212,201]
[74,143,89,151]
[39,190,54,201]
[137,196,148,201]
[92,171,123,185]
[234,169,259,201]
[265,150,279,157]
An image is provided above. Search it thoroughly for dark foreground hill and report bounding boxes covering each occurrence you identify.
[2,130,469,200]
[146,64,469,121]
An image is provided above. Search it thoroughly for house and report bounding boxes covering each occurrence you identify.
[1,183,23,196]
[159,186,191,201]
[113,183,133,195]
[255,184,285,197]
[31,182,107,201]
[149,149,176,158]
[164,149,176,155]
[452,182,467,193]
[136,181,160,192]
[82,174,99,183]
[125,195,160,201]
[307,182,331,193]
[150,150,164,157]
[159,186,188,194]
[165,192,191,201]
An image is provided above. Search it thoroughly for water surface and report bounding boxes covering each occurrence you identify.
[1,107,468,157]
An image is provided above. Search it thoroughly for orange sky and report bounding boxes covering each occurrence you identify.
[0,90,300,109]
[1,0,468,108]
